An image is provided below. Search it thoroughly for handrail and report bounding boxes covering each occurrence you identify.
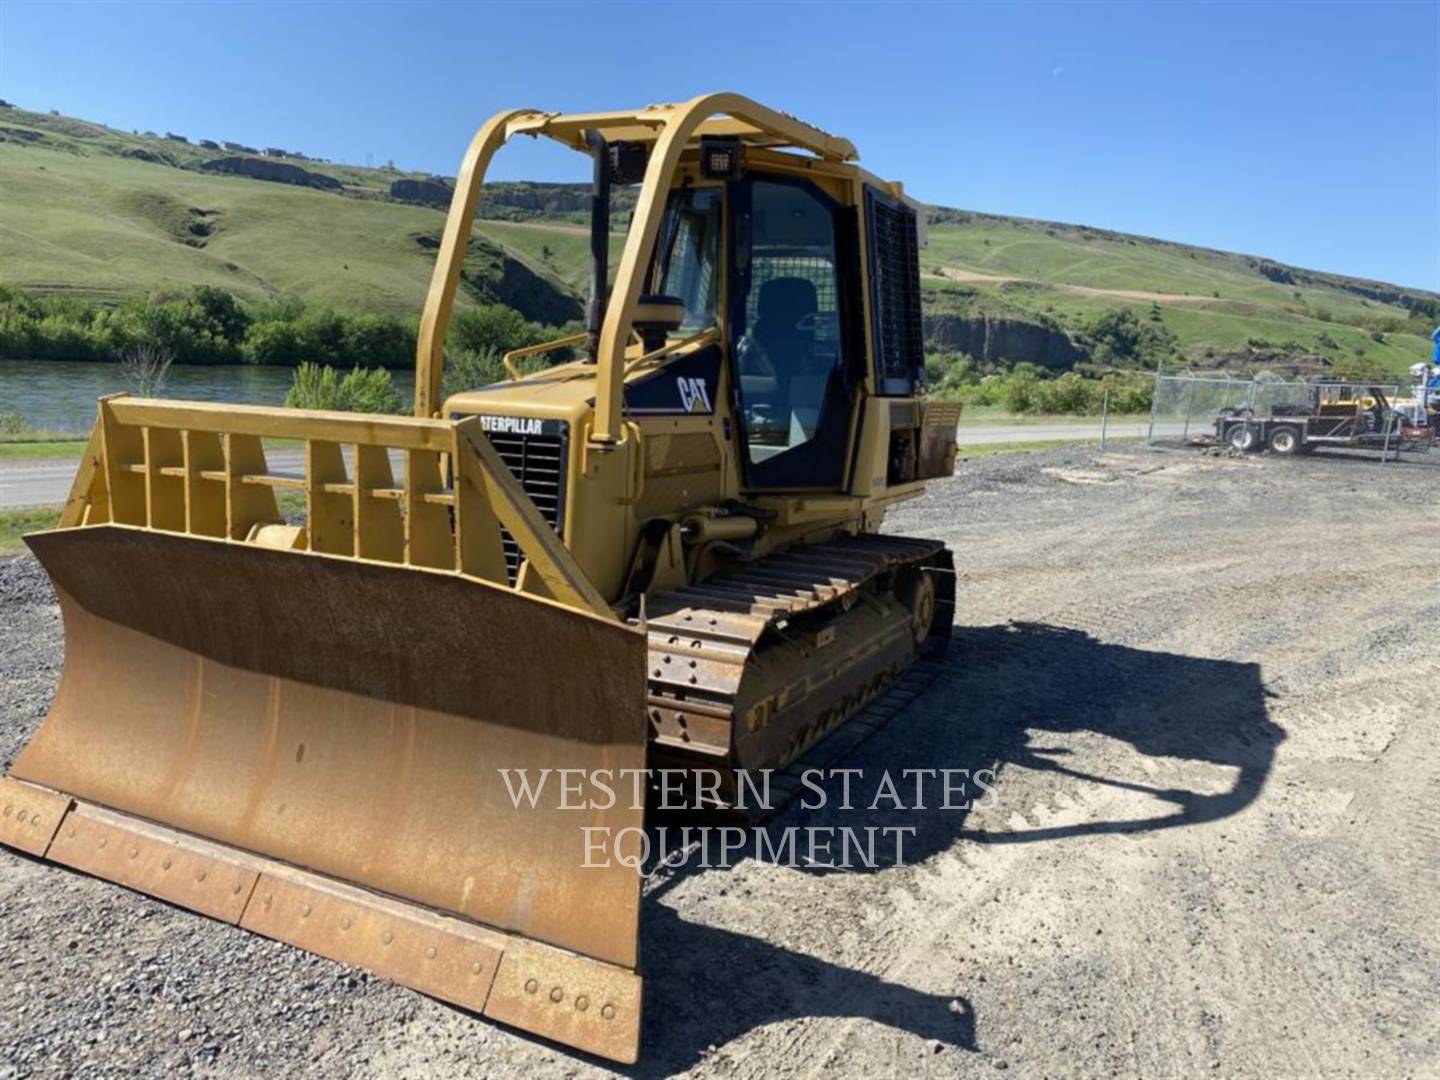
[501,332,588,381]
[621,326,720,377]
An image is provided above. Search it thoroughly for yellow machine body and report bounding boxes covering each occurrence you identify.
[0,94,959,1064]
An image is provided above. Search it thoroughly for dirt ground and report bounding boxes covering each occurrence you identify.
[2,443,1437,1079]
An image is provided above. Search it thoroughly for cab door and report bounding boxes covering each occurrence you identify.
[728,175,861,490]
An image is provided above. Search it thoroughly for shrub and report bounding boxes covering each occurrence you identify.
[342,313,414,368]
[120,343,175,397]
[1033,371,1096,413]
[250,296,307,325]
[244,303,415,368]
[999,367,1042,413]
[0,285,510,373]
[185,285,251,345]
[337,365,402,413]
[0,412,36,435]
[451,304,542,356]
[442,347,508,400]
[285,362,341,408]
[1086,308,1177,367]
[285,363,401,413]
[246,319,306,365]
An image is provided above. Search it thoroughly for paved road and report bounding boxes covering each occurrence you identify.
[0,424,1192,509]
[1,449,311,510]
[957,419,1183,444]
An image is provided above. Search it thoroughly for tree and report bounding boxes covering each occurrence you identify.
[1087,308,1177,367]
[451,304,541,356]
[186,286,250,345]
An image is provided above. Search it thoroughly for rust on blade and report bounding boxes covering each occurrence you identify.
[11,797,643,1064]
[484,939,643,1064]
[17,525,648,970]
[47,802,263,923]
[0,777,70,857]
[241,868,505,1015]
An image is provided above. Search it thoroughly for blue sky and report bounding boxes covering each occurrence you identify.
[2,1,1436,289]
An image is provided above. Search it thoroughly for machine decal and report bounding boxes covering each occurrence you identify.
[617,344,722,416]
[466,414,566,438]
[677,376,713,414]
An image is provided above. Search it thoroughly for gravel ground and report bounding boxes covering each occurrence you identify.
[2,443,1438,1078]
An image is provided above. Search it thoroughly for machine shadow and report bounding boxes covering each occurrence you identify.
[630,622,1281,1073]
[761,620,1283,869]
[627,904,975,1078]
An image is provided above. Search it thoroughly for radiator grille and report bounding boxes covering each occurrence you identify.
[479,421,569,584]
[866,188,924,393]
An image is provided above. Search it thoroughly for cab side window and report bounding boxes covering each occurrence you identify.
[651,187,722,332]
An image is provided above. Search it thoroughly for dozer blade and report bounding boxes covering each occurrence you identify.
[4,524,648,1063]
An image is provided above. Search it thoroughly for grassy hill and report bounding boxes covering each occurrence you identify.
[0,109,585,323]
[918,212,1434,376]
[1,105,1434,379]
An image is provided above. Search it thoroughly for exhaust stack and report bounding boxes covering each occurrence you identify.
[585,129,610,363]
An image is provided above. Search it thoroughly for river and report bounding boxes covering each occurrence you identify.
[0,359,414,433]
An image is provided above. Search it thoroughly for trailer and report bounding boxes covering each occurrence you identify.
[1215,382,1407,457]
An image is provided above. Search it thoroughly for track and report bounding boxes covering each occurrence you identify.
[639,534,952,808]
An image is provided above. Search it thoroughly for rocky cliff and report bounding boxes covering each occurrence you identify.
[923,313,1087,369]
[201,156,342,191]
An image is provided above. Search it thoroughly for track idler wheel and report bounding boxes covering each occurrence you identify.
[897,568,937,646]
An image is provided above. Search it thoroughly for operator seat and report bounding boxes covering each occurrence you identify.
[741,277,818,378]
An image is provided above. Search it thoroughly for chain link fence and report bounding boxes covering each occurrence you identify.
[1146,371,1425,461]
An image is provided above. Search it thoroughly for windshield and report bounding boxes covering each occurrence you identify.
[650,187,722,333]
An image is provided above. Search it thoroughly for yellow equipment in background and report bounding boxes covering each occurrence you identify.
[0,94,959,1063]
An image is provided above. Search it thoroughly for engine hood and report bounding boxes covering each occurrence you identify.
[442,342,725,427]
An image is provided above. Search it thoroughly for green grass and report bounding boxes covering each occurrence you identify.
[0,139,582,319]
[1,106,1433,381]
[0,440,89,460]
[0,505,60,553]
[925,215,1405,319]
[479,219,627,293]
[921,216,1433,376]
[950,434,1140,460]
[955,435,1142,459]
[955,406,1151,426]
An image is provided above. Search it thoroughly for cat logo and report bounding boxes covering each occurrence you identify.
[676,376,713,415]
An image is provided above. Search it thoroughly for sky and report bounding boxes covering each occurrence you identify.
[1,1,1436,290]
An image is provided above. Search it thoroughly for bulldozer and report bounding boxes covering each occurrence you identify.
[0,94,959,1064]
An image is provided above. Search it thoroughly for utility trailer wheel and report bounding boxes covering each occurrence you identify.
[1267,426,1301,456]
[1227,422,1260,452]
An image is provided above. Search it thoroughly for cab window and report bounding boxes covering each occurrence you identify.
[650,187,722,332]
[731,177,851,487]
